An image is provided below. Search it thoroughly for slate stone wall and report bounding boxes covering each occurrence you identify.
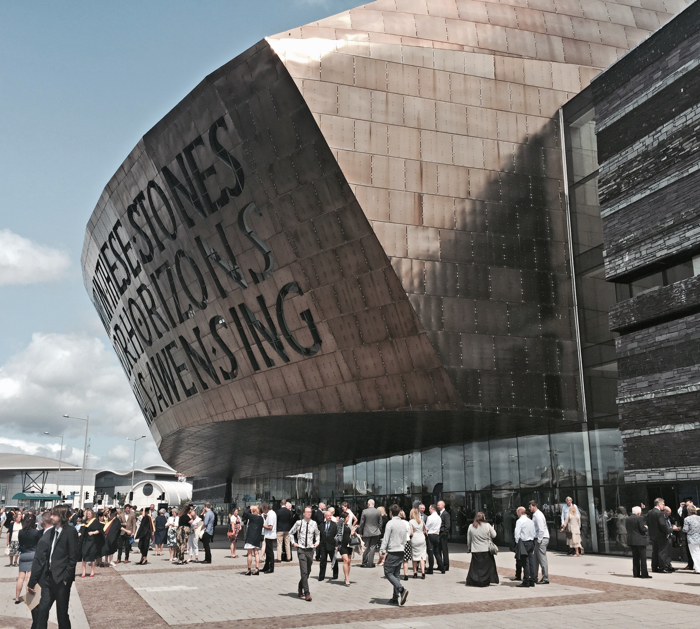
[592,1,700,482]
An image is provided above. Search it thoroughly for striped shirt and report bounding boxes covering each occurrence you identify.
[290,518,320,549]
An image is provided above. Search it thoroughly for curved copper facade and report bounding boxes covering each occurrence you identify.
[82,0,686,478]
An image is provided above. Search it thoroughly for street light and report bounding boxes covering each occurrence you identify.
[63,414,89,508]
[43,431,64,497]
[127,436,147,503]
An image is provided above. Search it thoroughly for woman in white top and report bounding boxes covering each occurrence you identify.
[188,507,202,563]
[228,508,242,559]
[166,509,179,562]
[409,508,428,579]
[466,512,498,587]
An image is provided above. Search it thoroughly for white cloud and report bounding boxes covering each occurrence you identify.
[0,229,70,286]
[0,332,165,470]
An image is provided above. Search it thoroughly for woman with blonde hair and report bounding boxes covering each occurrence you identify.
[80,508,103,577]
[409,508,428,579]
[466,512,498,587]
[561,504,584,557]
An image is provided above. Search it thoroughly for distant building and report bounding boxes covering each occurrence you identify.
[0,453,191,510]
[0,453,85,508]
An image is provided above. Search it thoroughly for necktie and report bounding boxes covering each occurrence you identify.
[50,529,61,568]
[326,522,329,534]
[305,522,308,547]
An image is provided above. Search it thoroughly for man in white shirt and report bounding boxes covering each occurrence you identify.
[529,500,549,584]
[425,504,445,574]
[514,506,536,588]
[379,504,410,606]
[290,507,319,601]
[262,503,277,573]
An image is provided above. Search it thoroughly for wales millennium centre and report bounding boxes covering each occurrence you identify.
[81,0,700,554]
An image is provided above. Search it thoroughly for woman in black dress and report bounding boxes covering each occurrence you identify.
[335,511,357,586]
[80,509,103,578]
[16,514,41,603]
[103,508,121,567]
[243,505,264,576]
[154,509,168,556]
[135,507,155,565]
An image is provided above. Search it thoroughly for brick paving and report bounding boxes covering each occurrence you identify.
[72,544,700,629]
[4,539,700,628]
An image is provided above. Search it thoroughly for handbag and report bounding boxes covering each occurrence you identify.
[349,534,361,547]
[488,541,498,555]
[4,547,9,556]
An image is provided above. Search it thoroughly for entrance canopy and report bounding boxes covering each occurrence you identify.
[12,493,62,501]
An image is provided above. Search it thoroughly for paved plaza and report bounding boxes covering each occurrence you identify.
[1,534,699,629]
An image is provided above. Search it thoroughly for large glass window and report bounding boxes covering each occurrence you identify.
[489,438,519,489]
[442,445,466,492]
[465,440,490,491]
[517,434,551,488]
[421,448,442,493]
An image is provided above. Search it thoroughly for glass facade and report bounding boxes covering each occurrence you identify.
[225,425,628,552]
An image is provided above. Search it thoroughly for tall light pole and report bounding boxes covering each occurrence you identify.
[63,414,89,508]
[127,436,147,503]
[43,432,64,497]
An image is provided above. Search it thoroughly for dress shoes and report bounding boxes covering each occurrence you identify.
[305,594,312,602]
[538,579,549,584]
[387,599,399,606]
[516,581,532,588]
[641,575,652,578]
[298,588,304,598]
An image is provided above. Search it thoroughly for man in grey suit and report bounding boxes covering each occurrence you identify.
[359,499,382,568]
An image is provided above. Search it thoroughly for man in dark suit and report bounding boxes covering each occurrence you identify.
[317,510,339,581]
[647,497,673,573]
[27,505,80,629]
[359,499,382,568]
[312,503,325,560]
[437,500,450,571]
[626,506,651,578]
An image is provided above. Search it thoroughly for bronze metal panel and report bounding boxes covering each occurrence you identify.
[83,0,687,476]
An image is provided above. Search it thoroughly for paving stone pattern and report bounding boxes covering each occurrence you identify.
[66,544,700,629]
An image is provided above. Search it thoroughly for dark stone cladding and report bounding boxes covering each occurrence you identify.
[592,3,700,479]
[623,425,700,470]
[615,311,700,398]
[610,275,700,332]
[602,168,700,280]
[597,61,700,163]
[598,99,700,207]
[591,1,700,125]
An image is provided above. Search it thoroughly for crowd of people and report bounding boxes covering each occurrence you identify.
[2,493,699,628]
[227,499,452,604]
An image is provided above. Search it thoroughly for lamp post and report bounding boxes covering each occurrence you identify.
[127,436,147,503]
[43,432,64,498]
[62,414,89,508]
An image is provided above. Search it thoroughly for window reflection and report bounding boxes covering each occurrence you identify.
[421,448,442,493]
[489,438,519,489]
[465,441,490,491]
[517,434,551,488]
[442,445,466,492]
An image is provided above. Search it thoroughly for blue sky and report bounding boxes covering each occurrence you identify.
[0,0,361,471]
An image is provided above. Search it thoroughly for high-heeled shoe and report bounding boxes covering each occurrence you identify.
[252,568,260,575]
[413,573,418,579]
[403,576,409,581]
[245,569,251,576]
[421,573,425,579]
